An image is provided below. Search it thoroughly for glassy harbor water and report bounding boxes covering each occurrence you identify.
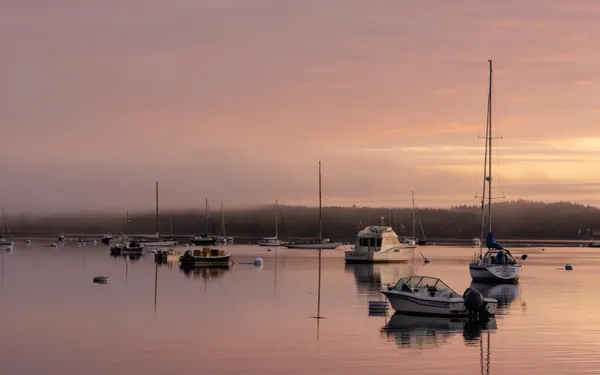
[1,243,599,374]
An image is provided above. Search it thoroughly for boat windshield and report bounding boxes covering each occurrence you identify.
[394,276,456,293]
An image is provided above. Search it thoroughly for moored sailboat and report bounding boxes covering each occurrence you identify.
[0,206,14,248]
[190,198,217,246]
[282,161,342,250]
[258,200,286,246]
[468,60,523,283]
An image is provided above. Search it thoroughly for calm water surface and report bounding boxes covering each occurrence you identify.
[0,243,598,374]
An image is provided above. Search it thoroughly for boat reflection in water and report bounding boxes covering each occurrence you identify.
[111,253,143,262]
[179,263,230,281]
[382,313,497,349]
[344,263,413,298]
[470,281,520,311]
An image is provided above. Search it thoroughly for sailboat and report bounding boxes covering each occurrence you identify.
[413,193,428,246]
[398,192,419,248]
[135,182,177,247]
[258,200,286,246]
[190,198,217,246]
[469,60,523,283]
[283,162,342,250]
[0,206,14,247]
[215,202,234,245]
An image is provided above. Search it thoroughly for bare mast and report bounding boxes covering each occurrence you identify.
[478,59,493,256]
[487,59,493,233]
[318,161,322,242]
[155,181,159,236]
[275,200,279,239]
[204,198,208,235]
[411,191,416,240]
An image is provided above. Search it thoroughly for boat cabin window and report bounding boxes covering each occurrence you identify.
[358,238,382,248]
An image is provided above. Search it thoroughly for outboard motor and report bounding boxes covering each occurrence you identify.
[462,287,488,320]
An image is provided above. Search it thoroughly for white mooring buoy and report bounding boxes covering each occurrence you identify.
[254,257,264,266]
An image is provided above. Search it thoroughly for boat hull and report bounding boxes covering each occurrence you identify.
[180,254,231,266]
[139,240,177,247]
[258,240,285,246]
[382,291,497,316]
[284,242,341,249]
[469,264,521,283]
[345,246,416,263]
[190,238,217,246]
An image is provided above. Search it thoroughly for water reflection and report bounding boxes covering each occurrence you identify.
[382,313,497,349]
[470,282,520,311]
[179,264,230,281]
[344,263,412,298]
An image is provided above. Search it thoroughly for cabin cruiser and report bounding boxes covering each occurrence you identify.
[180,247,231,266]
[283,238,341,249]
[258,236,286,247]
[469,233,524,283]
[345,226,418,263]
[381,275,498,316]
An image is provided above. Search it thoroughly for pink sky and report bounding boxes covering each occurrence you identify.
[2,0,600,213]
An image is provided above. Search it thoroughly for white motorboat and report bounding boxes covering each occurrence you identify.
[468,60,522,283]
[381,275,498,316]
[345,226,417,263]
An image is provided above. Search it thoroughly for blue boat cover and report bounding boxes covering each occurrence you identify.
[486,232,504,250]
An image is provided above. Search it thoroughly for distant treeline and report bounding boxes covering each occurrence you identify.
[5,200,600,240]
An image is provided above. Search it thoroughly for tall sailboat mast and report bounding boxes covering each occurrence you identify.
[221,201,225,238]
[487,59,494,233]
[155,181,159,236]
[275,200,279,239]
[411,191,416,239]
[318,161,322,243]
[479,59,493,255]
[1,206,4,238]
[204,198,209,235]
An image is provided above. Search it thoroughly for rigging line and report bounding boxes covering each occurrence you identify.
[496,137,507,199]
